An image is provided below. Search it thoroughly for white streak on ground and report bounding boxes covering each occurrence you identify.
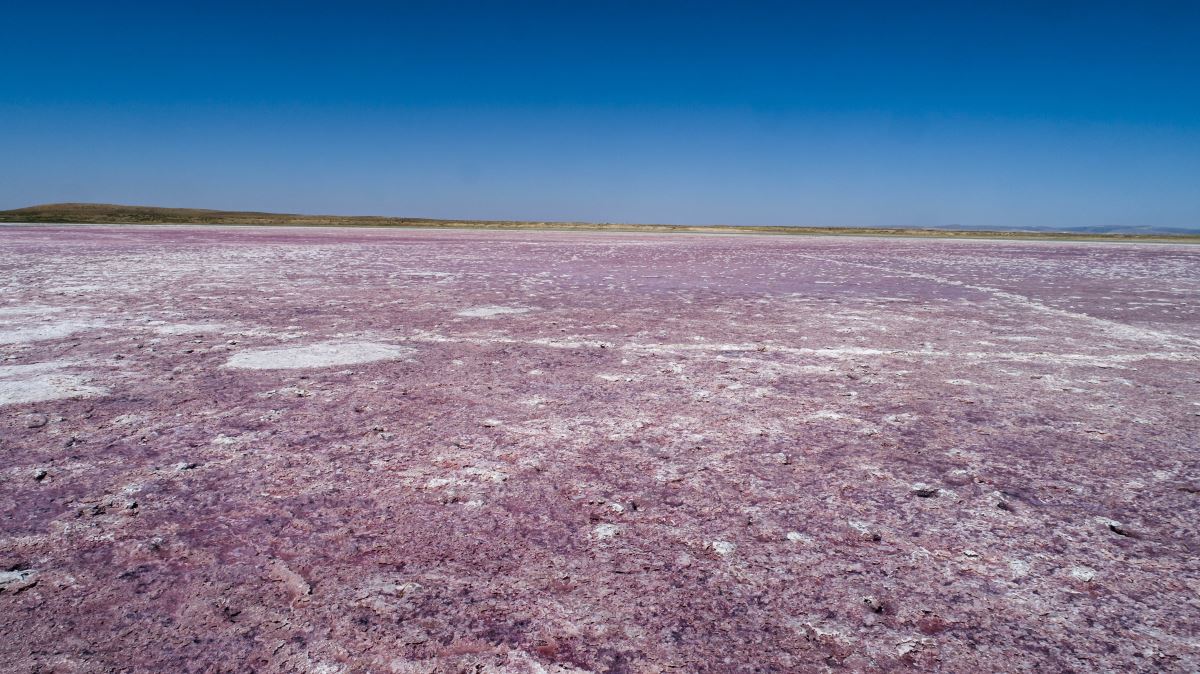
[224,341,414,370]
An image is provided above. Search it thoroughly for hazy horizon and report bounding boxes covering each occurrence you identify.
[2,1,1198,230]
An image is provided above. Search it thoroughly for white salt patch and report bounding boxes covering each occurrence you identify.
[0,305,64,317]
[401,271,454,278]
[0,362,74,377]
[593,523,620,540]
[0,320,102,345]
[456,306,531,318]
[152,322,228,336]
[225,341,413,370]
[0,362,106,406]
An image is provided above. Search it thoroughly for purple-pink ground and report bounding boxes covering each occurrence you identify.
[1,225,1199,673]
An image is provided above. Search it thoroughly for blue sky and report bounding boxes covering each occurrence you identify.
[2,1,1198,228]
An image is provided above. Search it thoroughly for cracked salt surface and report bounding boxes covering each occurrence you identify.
[4,226,1200,672]
[224,341,414,370]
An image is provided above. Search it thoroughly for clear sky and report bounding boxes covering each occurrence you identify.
[2,1,1198,229]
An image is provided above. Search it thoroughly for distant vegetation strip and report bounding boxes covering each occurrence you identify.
[2,203,1198,242]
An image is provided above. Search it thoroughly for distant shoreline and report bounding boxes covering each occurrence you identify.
[3,203,1198,243]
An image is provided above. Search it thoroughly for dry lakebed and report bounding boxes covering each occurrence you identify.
[2,224,1199,672]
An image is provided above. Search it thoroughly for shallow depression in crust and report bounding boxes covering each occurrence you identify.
[224,341,414,370]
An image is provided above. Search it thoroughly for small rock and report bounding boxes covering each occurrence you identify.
[911,484,939,498]
[23,414,49,429]
[962,549,980,558]
[175,462,198,471]
[32,469,48,482]
[1097,516,1133,537]
[711,540,736,556]
[861,595,886,613]
[1070,566,1096,582]
[943,469,973,486]
[849,520,882,541]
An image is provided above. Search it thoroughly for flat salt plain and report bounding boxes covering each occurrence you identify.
[1,224,1199,673]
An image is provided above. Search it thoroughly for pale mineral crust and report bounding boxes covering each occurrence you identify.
[1,225,1199,673]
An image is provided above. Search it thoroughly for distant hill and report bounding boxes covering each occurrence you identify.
[2,202,1198,242]
[0,203,461,227]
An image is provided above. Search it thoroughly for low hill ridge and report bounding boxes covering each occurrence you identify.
[2,202,1196,241]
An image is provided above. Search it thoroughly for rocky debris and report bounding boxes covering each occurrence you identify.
[22,413,48,428]
[992,491,1016,512]
[32,468,47,481]
[911,484,939,498]
[0,569,36,593]
[175,461,198,471]
[861,595,886,613]
[896,637,933,658]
